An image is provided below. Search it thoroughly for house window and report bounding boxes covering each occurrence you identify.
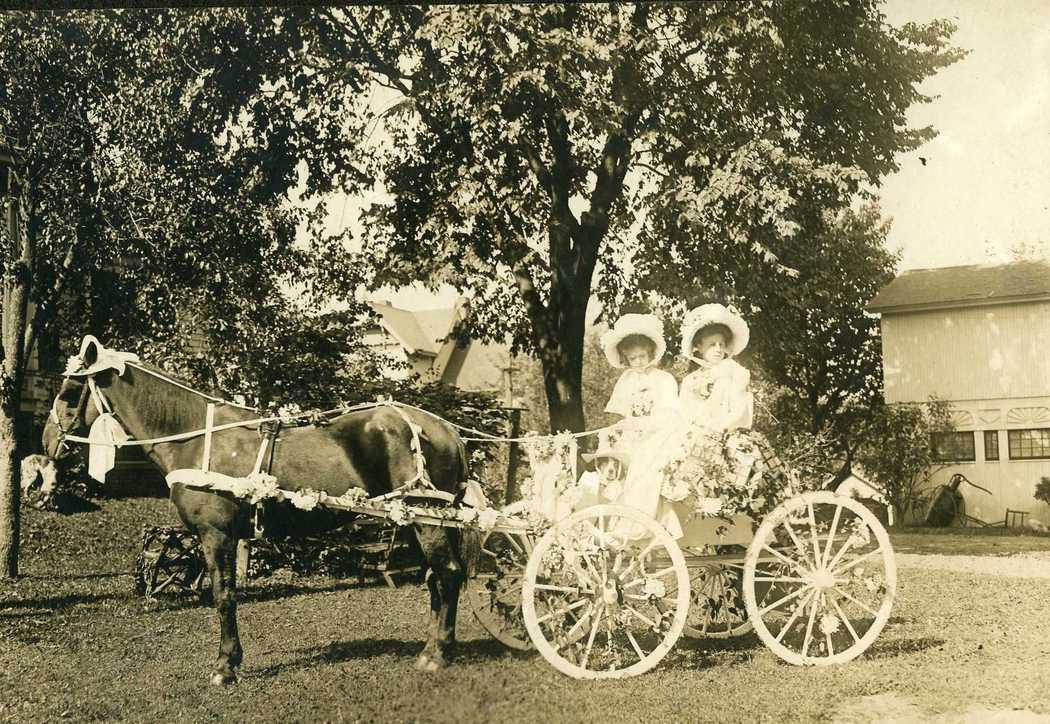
[1007,429,1050,460]
[930,431,976,462]
[983,430,1000,461]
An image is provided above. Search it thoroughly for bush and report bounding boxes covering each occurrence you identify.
[1034,477,1050,506]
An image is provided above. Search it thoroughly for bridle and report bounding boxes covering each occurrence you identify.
[48,377,93,458]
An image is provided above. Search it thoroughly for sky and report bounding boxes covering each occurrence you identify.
[880,0,1050,270]
[333,1,1050,310]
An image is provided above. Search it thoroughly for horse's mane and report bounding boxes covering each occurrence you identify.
[123,362,258,431]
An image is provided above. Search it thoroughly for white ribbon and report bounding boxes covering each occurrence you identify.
[87,413,129,482]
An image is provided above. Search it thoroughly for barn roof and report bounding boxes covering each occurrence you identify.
[867,259,1050,313]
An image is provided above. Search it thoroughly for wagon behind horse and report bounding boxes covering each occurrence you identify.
[42,336,477,685]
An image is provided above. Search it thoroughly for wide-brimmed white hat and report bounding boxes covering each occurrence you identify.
[680,303,749,358]
[600,313,666,369]
[581,443,631,465]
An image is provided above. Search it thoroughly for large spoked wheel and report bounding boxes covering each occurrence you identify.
[521,504,690,679]
[743,491,897,666]
[682,555,752,640]
[465,527,536,650]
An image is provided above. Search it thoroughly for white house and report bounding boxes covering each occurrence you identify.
[867,259,1050,524]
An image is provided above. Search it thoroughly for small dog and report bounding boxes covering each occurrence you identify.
[20,454,59,505]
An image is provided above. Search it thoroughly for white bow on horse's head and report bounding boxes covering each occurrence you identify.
[64,335,140,378]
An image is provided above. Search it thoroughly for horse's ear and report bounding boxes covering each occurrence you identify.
[79,335,102,368]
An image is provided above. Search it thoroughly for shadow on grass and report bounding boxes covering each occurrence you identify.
[237,579,365,604]
[30,571,130,581]
[0,591,127,612]
[864,636,945,659]
[251,636,515,678]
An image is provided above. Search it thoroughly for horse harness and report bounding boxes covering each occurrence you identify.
[53,361,441,531]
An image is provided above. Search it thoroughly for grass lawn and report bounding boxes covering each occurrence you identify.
[890,525,1050,556]
[4,496,1050,723]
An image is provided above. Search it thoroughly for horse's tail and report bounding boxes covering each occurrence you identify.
[449,426,482,581]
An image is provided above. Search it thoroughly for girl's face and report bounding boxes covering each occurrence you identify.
[620,343,652,369]
[694,330,729,364]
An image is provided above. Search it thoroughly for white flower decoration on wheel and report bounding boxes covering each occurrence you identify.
[819,613,841,636]
[643,578,666,599]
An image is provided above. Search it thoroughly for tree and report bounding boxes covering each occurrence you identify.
[303,3,962,434]
[0,9,366,576]
[743,204,897,444]
[852,397,954,523]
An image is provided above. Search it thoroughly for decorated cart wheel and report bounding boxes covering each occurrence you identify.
[465,527,536,650]
[681,557,752,640]
[521,504,690,679]
[742,491,897,666]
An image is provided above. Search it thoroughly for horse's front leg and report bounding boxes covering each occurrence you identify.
[414,527,465,672]
[198,527,243,685]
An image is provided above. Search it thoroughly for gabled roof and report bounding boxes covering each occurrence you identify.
[367,301,460,356]
[868,259,1050,313]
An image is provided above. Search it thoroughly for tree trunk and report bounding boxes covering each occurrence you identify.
[0,178,29,579]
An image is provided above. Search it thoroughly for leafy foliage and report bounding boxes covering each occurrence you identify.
[289,3,964,433]
[853,398,955,522]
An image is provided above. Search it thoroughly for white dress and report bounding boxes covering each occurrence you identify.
[617,359,755,540]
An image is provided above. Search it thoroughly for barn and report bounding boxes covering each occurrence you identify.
[867,259,1050,525]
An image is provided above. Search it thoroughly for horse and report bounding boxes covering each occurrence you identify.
[42,336,477,685]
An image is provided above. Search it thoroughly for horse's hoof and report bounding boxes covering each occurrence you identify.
[210,671,237,686]
[415,653,444,673]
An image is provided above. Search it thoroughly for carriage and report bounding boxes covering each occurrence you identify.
[459,431,897,679]
[43,336,896,683]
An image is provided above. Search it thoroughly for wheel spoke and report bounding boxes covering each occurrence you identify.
[560,604,594,646]
[623,605,657,628]
[534,583,580,594]
[821,504,844,569]
[759,583,812,617]
[580,607,603,669]
[648,565,678,579]
[825,536,856,573]
[782,520,811,564]
[753,575,809,584]
[625,629,646,661]
[833,547,883,577]
[504,534,524,556]
[763,544,802,570]
[801,591,819,658]
[537,597,589,625]
[774,589,816,644]
[830,596,861,644]
[806,500,823,567]
[831,585,879,617]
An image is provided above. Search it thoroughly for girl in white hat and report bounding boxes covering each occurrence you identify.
[600,313,679,424]
[598,313,682,538]
[615,304,755,541]
[678,303,754,432]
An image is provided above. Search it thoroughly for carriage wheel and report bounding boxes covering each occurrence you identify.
[465,528,536,650]
[743,491,896,666]
[135,527,207,600]
[682,557,752,640]
[521,504,690,679]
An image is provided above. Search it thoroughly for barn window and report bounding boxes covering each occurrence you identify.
[1007,429,1050,460]
[930,432,976,462]
[983,431,1000,461]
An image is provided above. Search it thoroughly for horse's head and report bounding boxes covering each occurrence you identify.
[41,335,138,460]
[42,374,94,460]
